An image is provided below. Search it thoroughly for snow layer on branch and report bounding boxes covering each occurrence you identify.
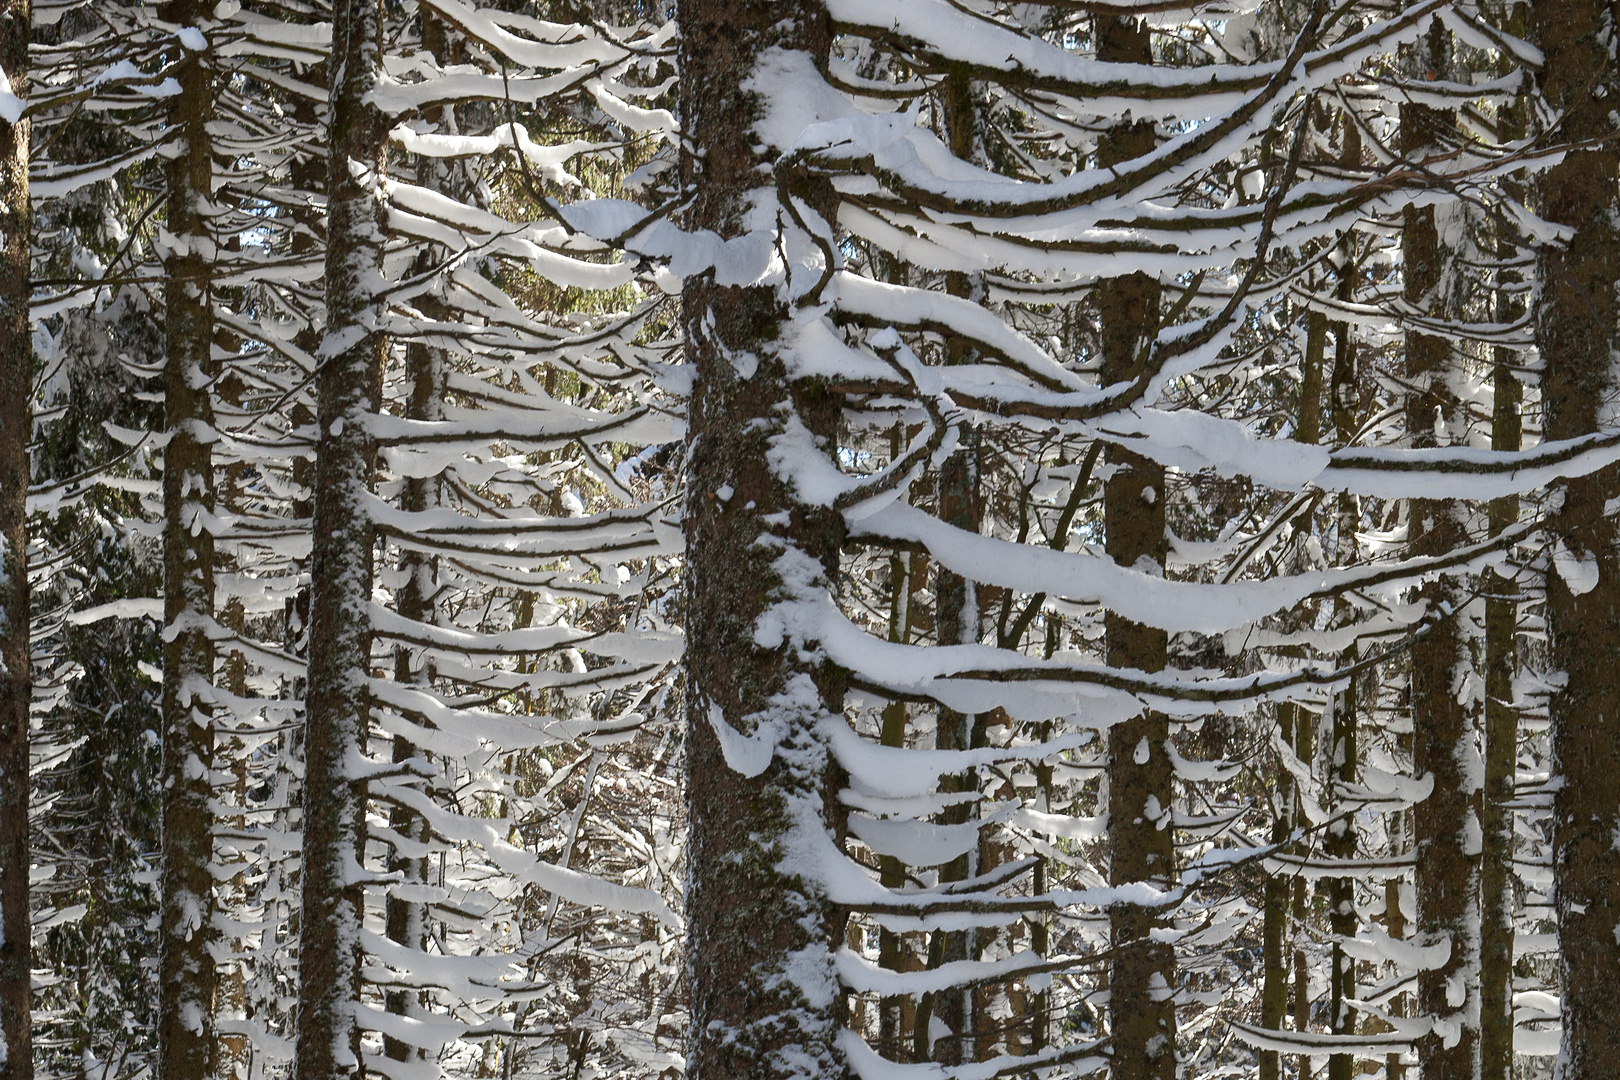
[849,502,1510,635]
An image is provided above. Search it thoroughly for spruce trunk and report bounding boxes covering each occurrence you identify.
[1530,0,1620,1072]
[1097,21,1174,1080]
[1402,67,1481,1079]
[297,0,388,1073]
[159,5,219,1078]
[0,0,27,1069]
[1480,50,1523,1080]
[680,0,846,1076]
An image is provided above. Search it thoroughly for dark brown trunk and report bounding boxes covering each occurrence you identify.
[1291,710,1314,1080]
[382,12,457,1061]
[1261,703,1299,1080]
[1402,37,1481,1075]
[382,313,441,1063]
[878,499,923,1059]
[1097,22,1173,1079]
[297,0,388,1073]
[0,0,27,1070]
[159,5,220,1079]
[1325,115,1361,1080]
[1530,0,1620,1073]
[912,71,982,1066]
[680,1,845,1077]
[1480,20,1524,1077]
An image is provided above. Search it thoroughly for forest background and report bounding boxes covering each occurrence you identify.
[0,0,1612,1079]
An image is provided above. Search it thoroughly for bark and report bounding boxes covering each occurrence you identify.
[216,285,251,1080]
[383,302,442,1063]
[1291,711,1314,1080]
[908,436,981,1066]
[1029,615,1061,1056]
[1480,31,1524,1080]
[1261,703,1299,1080]
[680,0,846,1076]
[912,72,983,1066]
[1324,116,1362,1080]
[1262,297,1330,1080]
[158,7,219,1079]
[1325,679,1358,1080]
[217,599,251,1080]
[297,0,388,1073]
[0,0,27,1068]
[383,11,457,1061]
[877,486,924,1059]
[1529,0,1620,1074]
[1402,36,1482,1075]
[1097,22,1174,1080]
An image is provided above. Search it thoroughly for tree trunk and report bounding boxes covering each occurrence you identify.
[1291,710,1314,1080]
[383,300,442,1064]
[0,0,28,1069]
[382,11,456,1062]
[1529,0,1620,1073]
[680,0,846,1076]
[1096,22,1174,1080]
[1324,114,1362,1080]
[913,75,983,1066]
[158,7,219,1079]
[1325,678,1358,1080]
[297,0,388,1073]
[1402,36,1482,1076]
[1261,702,1299,1080]
[1480,26,1524,1078]
[878,502,923,1058]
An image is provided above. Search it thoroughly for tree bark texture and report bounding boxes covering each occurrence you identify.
[1480,38,1524,1080]
[297,0,388,1073]
[383,301,442,1064]
[679,0,847,1077]
[1324,117,1361,1080]
[1097,21,1174,1079]
[0,0,27,1070]
[916,75,982,1065]
[1530,0,1620,1074]
[1403,59,1482,1078]
[382,11,457,1061]
[159,5,219,1079]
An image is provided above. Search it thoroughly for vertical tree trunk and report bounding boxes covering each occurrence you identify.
[383,308,441,1064]
[680,0,846,1077]
[1402,32,1482,1076]
[1029,614,1061,1056]
[918,75,982,1066]
[923,437,979,1067]
[1480,27,1524,1078]
[382,11,456,1062]
[0,0,27,1070]
[1291,709,1313,1080]
[1324,114,1362,1080]
[1263,296,1329,1080]
[1325,678,1358,1080]
[1096,22,1173,1080]
[297,0,388,1073]
[1529,1,1620,1074]
[158,8,219,1079]
[877,488,922,1058]
[1261,703,1299,1080]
